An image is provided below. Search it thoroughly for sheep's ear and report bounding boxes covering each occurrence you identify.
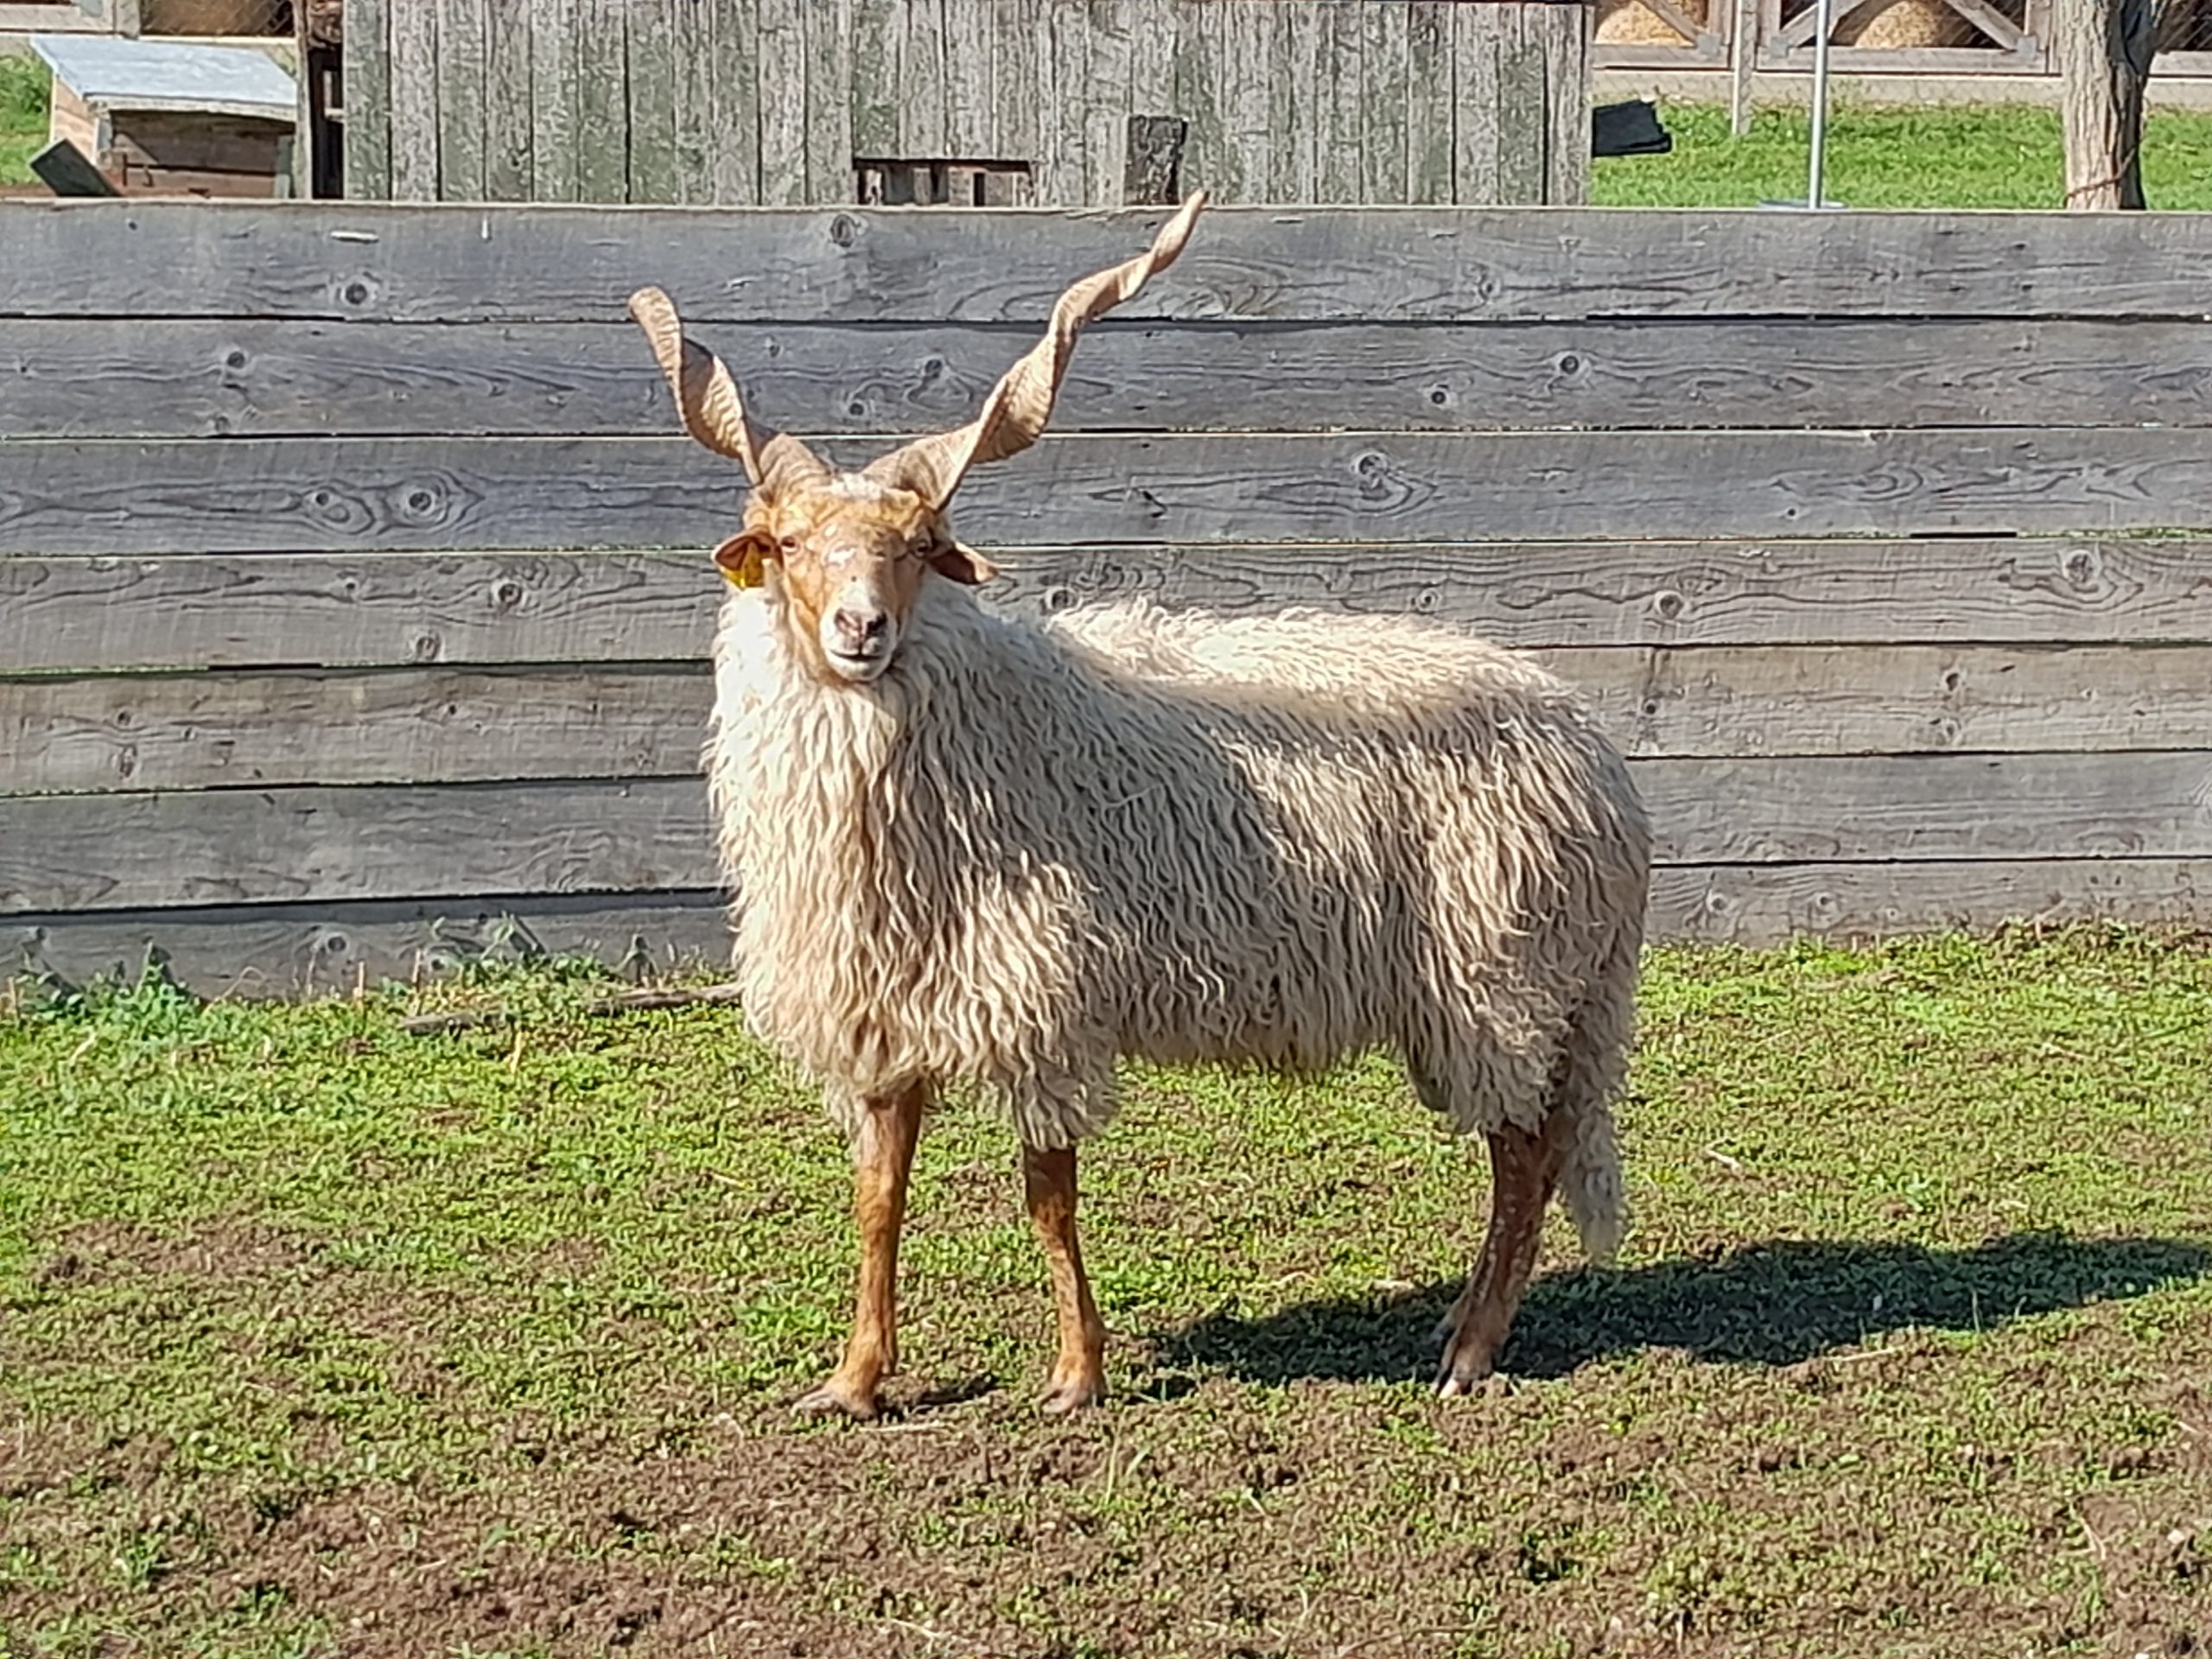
[713,530,776,589]
[928,539,996,586]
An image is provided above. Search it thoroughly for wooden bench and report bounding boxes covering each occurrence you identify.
[3,200,2210,994]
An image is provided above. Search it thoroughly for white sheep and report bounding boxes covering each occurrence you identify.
[626,194,1651,1419]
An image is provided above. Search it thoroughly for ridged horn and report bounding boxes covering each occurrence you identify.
[862,192,1208,510]
[627,285,832,497]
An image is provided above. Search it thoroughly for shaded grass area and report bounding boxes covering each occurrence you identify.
[0,56,48,187]
[1599,100,2212,207]
[2,925,2209,1656]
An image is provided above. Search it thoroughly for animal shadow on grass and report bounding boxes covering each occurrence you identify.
[1148,1231,2212,1385]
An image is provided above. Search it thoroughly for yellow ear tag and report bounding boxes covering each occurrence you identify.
[713,535,767,589]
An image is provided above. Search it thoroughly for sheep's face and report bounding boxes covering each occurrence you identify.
[718,474,993,686]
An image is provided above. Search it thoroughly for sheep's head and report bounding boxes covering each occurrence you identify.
[626,193,1206,686]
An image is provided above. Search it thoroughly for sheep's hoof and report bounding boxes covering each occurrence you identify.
[793,1379,880,1421]
[1038,1376,1104,1416]
[1433,1323,1502,1397]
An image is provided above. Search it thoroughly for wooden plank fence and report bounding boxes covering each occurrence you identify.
[3,199,2212,995]
[340,0,1592,209]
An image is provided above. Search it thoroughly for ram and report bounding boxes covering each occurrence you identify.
[628,196,1651,1419]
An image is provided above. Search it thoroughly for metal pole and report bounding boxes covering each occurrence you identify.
[1807,0,1834,207]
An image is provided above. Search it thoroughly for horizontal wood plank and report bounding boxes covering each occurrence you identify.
[16,315,2212,439]
[14,643,2212,796]
[1649,857,2212,947]
[7,753,2212,914]
[3,665,712,793]
[6,539,2209,674]
[11,429,2212,556]
[10,202,2212,324]
[8,860,2209,995]
[0,891,737,998]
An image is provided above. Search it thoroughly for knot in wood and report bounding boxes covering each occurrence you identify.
[829,213,859,250]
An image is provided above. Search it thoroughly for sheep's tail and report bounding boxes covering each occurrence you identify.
[1554,928,1641,1265]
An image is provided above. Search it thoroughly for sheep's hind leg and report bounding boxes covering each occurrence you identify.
[1022,1143,1107,1414]
[795,1082,926,1421]
[1435,1108,1569,1395]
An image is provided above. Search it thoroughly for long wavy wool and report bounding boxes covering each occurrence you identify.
[707,582,1652,1262]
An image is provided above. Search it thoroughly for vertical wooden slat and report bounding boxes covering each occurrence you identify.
[1127,0,1175,116]
[804,0,855,204]
[1269,0,1311,203]
[1407,2,1454,205]
[1359,0,1408,204]
[993,0,1042,176]
[575,0,630,201]
[1171,0,1224,200]
[850,0,900,159]
[1543,0,1592,205]
[756,0,807,204]
[436,0,488,200]
[668,0,712,204]
[1224,0,1271,203]
[901,0,949,158]
[388,0,440,200]
[944,0,995,159]
[1043,0,1093,205]
[1495,7,1549,204]
[626,0,677,202]
[1314,0,1361,203]
[1080,0,1133,207]
[482,0,534,200]
[1452,0,1503,205]
[530,0,581,202]
[709,0,760,204]
[346,0,392,197]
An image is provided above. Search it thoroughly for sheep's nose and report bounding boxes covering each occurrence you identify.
[833,608,888,649]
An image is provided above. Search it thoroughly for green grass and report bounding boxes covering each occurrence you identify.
[0,56,48,187]
[3,926,2209,1656]
[1592,99,2212,208]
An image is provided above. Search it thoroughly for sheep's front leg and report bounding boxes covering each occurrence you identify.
[796,1083,925,1421]
[1022,1144,1107,1414]
[1435,1110,1568,1395]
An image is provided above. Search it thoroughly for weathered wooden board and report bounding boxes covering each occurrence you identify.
[4,665,712,794]
[346,0,394,200]
[1,891,737,997]
[12,204,2212,324]
[11,428,2212,556]
[14,644,2212,798]
[0,779,717,914]
[8,858,2211,995]
[20,316,2212,441]
[8,752,2212,915]
[1649,856,2212,946]
[7,540,2209,674]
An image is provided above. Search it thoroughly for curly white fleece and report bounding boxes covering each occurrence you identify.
[705,574,1650,1262]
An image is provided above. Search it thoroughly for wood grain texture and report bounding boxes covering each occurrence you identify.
[22,316,2212,440]
[4,664,710,794]
[942,0,995,158]
[7,538,2208,675]
[708,0,760,205]
[1406,2,1454,206]
[481,0,535,202]
[387,0,440,202]
[17,643,2207,798]
[346,0,393,199]
[14,428,2212,556]
[899,0,949,162]
[1649,857,2212,946]
[435,0,487,200]
[624,0,678,205]
[0,779,719,914]
[529,0,582,202]
[755,0,808,207]
[1454,0,1502,207]
[14,860,2211,994]
[5,751,2209,915]
[1637,751,2212,864]
[574,0,631,203]
[804,0,855,211]
[1359,0,1408,205]
[20,203,2212,325]
[668,0,713,207]
[1,891,736,997]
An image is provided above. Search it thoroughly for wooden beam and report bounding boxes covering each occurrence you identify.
[14,203,2212,323]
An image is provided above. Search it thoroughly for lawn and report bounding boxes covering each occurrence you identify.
[3,926,2208,1657]
[0,54,47,185]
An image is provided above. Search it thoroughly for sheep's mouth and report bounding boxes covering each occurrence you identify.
[825,645,893,682]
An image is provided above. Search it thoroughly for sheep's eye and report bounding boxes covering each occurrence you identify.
[778,535,800,556]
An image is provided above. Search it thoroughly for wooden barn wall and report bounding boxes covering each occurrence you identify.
[3,200,2212,994]
[341,0,1591,208]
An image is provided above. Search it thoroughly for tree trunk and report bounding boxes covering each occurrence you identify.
[2058,0,2161,208]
